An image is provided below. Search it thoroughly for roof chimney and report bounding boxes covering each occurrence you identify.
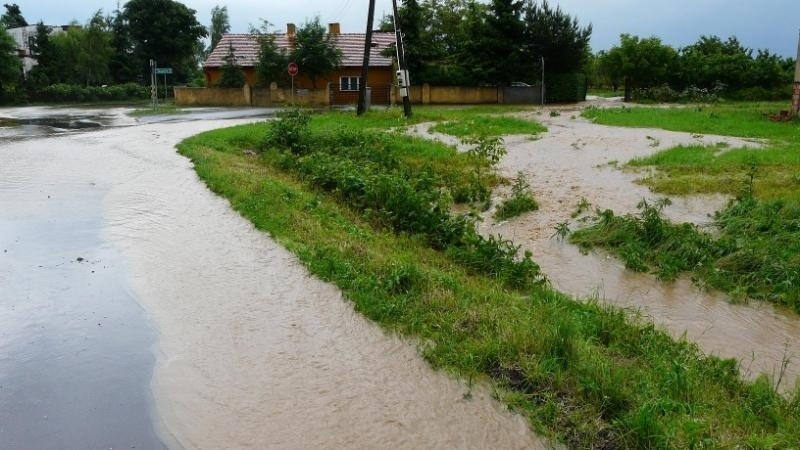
[328,23,341,36]
[287,23,296,37]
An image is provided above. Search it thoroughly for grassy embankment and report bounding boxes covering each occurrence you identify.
[178,107,799,449]
[576,103,800,312]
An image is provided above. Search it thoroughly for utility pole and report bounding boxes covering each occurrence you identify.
[150,59,158,110]
[357,0,376,116]
[792,28,800,116]
[540,56,545,106]
[392,0,412,117]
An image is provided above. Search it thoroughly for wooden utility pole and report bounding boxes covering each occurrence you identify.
[392,0,412,117]
[357,0,376,116]
[793,28,800,116]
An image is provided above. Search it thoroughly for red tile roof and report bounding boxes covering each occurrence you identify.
[204,32,396,68]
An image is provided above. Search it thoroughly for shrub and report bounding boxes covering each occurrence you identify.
[494,172,539,221]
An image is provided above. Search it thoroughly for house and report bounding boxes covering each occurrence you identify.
[203,23,397,105]
[7,25,70,77]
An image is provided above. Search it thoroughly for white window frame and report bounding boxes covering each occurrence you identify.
[340,76,360,92]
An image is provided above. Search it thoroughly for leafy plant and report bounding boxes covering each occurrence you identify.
[494,172,539,220]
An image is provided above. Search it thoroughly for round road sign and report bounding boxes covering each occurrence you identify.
[288,62,299,77]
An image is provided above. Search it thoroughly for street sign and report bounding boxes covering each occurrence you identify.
[155,68,173,75]
[287,62,298,77]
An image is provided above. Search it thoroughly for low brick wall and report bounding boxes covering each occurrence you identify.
[175,85,328,107]
[174,87,250,106]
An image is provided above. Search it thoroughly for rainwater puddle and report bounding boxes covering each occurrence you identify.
[0,171,165,448]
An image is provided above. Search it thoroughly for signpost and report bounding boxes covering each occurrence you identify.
[288,62,298,105]
[155,67,173,102]
[149,59,157,109]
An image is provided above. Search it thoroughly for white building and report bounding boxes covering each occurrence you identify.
[7,25,69,77]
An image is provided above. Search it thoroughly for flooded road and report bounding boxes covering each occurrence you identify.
[473,110,800,393]
[1,109,547,449]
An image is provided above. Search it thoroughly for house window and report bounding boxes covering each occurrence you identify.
[340,76,360,91]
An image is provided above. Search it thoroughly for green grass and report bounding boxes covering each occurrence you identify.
[129,103,188,116]
[571,197,800,313]
[177,112,800,448]
[494,172,539,221]
[574,102,800,312]
[583,102,800,141]
[431,115,547,138]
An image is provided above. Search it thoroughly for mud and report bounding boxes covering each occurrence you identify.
[465,109,800,392]
[2,110,548,448]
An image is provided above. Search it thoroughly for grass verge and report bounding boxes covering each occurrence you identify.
[177,109,800,448]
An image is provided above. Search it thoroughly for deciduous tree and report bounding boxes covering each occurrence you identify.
[600,34,677,101]
[0,24,20,98]
[208,5,229,54]
[290,17,341,89]
[1,3,26,28]
[252,21,287,87]
[122,0,207,83]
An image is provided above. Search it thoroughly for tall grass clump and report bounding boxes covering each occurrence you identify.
[262,108,545,289]
[494,172,539,221]
[571,195,800,312]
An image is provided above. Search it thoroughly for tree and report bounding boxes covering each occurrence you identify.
[208,5,229,54]
[109,7,140,83]
[73,12,114,86]
[1,3,26,28]
[675,36,753,91]
[471,0,525,84]
[252,21,287,87]
[290,17,341,89]
[600,34,677,101]
[122,0,207,83]
[0,24,20,99]
[217,42,245,87]
[26,22,59,88]
[521,0,592,77]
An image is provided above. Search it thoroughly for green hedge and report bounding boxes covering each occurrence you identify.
[32,83,149,103]
[545,72,588,103]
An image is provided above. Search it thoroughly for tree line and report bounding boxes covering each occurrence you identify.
[386,0,591,88]
[594,34,796,101]
[0,0,206,102]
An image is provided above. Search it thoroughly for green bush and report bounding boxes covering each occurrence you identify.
[33,83,148,103]
[545,72,587,103]
[263,113,545,288]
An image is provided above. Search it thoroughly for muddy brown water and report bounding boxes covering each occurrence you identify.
[1,111,548,449]
[428,110,800,393]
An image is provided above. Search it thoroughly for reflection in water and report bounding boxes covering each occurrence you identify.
[0,165,165,448]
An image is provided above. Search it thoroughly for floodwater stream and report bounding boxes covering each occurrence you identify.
[1,107,547,448]
[470,110,800,393]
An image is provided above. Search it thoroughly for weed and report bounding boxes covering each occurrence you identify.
[462,135,507,168]
[549,110,561,117]
[265,107,312,155]
[571,197,592,218]
[552,221,571,240]
[494,172,539,221]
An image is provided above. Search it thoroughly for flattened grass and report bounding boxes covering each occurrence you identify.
[177,112,800,449]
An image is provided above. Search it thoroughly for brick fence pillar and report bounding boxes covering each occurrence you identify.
[792,82,800,117]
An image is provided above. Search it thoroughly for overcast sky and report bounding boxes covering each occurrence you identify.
[12,0,800,57]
